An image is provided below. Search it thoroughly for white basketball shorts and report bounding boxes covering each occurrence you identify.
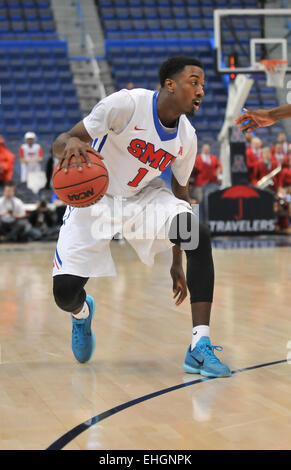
[52,179,193,278]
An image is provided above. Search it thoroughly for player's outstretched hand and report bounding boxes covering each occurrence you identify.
[60,137,104,173]
[235,107,276,131]
[170,264,187,306]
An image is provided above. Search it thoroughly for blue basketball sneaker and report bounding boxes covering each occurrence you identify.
[71,295,96,363]
[183,336,231,378]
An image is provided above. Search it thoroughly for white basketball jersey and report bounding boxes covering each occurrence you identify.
[19,142,42,160]
[84,89,197,197]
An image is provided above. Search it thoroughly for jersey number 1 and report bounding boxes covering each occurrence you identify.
[128,168,148,187]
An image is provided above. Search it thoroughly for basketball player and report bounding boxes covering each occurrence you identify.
[235,104,291,130]
[52,56,231,378]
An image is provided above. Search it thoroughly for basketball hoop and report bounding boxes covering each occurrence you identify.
[260,59,288,88]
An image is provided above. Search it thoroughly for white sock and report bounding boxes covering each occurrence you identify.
[191,325,210,350]
[72,302,89,320]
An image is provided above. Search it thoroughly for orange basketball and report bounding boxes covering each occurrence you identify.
[52,154,109,208]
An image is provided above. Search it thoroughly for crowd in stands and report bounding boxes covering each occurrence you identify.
[0,132,65,243]
[189,143,222,222]
[189,130,291,231]
[245,131,291,231]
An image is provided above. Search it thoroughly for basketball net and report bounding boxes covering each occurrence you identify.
[260,59,288,88]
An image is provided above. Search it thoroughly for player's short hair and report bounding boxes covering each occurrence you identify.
[159,56,203,87]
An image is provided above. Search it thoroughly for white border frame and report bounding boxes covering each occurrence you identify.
[250,38,287,68]
[214,8,291,73]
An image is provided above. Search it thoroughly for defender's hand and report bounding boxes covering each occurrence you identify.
[60,137,104,173]
[235,108,276,131]
[170,264,187,306]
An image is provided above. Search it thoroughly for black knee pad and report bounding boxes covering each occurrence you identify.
[53,274,88,312]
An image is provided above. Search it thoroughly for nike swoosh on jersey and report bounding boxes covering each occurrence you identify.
[134,126,146,131]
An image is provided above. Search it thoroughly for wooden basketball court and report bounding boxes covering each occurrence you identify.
[0,239,290,450]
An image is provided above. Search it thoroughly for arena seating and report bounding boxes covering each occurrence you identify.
[0,1,83,188]
[0,0,286,157]
[0,0,82,146]
[0,41,82,143]
[0,0,57,39]
[97,0,285,147]
[97,0,259,40]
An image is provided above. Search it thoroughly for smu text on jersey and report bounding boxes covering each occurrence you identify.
[127,139,177,171]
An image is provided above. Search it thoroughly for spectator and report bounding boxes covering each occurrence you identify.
[256,147,279,191]
[28,199,59,241]
[244,130,253,149]
[274,188,290,231]
[272,142,289,169]
[19,132,43,184]
[44,145,59,190]
[0,181,29,242]
[271,131,289,155]
[278,156,291,188]
[0,136,15,187]
[246,137,263,184]
[190,143,222,221]
[45,150,54,189]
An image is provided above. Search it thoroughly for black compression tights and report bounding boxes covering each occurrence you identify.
[53,212,214,312]
[169,212,214,303]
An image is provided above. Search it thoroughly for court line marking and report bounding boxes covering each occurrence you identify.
[46,358,287,450]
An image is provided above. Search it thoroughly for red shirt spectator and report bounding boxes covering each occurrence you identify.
[0,136,15,183]
[244,130,253,149]
[192,144,222,187]
[271,131,289,156]
[271,143,289,169]
[256,147,280,190]
[246,137,263,184]
[279,167,291,188]
[274,189,290,230]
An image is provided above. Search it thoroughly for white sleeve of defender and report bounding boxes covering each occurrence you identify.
[171,135,197,187]
[83,89,135,139]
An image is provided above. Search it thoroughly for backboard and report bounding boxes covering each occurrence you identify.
[214,8,291,75]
